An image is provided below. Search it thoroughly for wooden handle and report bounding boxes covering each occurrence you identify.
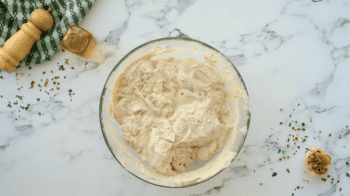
[0,8,54,73]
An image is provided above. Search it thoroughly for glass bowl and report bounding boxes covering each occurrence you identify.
[99,37,251,188]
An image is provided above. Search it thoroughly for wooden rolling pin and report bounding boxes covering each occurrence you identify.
[0,8,54,73]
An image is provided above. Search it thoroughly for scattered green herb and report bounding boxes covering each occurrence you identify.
[346,161,349,165]
[278,149,281,153]
[43,71,46,75]
[272,172,277,177]
[280,122,283,125]
[59,65,65,71]
[346,172,350,179]
[38,112,41,116]
[302,123,305,126]
[37,98,40,102]
[7,102,12,108]
[289,122,291,127]
[20,104,30,111]
[286,169,290,173]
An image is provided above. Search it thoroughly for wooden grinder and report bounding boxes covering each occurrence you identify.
[0,8,54,73]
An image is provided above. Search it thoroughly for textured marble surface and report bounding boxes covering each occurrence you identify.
[1,0,350,195]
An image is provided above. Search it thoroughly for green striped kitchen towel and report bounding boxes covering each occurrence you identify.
[0,0,97,68]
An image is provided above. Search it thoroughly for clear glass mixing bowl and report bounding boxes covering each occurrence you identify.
[99,37,251,188]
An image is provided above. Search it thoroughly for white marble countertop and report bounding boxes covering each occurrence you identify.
[1,0,350,195]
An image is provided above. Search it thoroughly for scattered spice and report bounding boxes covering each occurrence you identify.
[53,81,56,85]
[303,139,306,142]
[329,134,331,137]
[54,76,59,79]
[292,127,295,130]
[287,156,290,159]
[302,128,305,131]
[30,81,35,88]
[287,144,290,148]
[317,91,320,94]
[298,128,300,130]
[51,70,53,73]
[57,87,60,90]
[327,175,330,178]
[319,130,322,133]
[295,137,298,141]
[332,178,334,181]
[321,178,326,181]
[280,108,283,111]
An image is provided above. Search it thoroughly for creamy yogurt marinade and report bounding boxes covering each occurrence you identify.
[109,50,245,176]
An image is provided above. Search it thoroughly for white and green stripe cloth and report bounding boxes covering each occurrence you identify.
[0,0,97,68]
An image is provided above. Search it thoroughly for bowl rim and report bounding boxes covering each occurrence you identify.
[99,37,251,188]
